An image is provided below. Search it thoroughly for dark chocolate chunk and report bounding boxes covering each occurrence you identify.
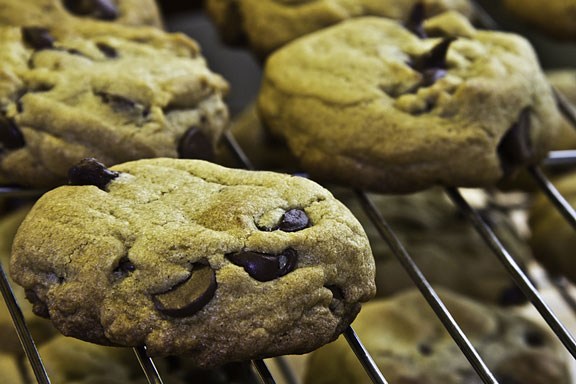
[21,27,54,50]
[63,0,118,20]
[279,209,309,232]
[152,263,217,317]
[524,330,546,348]
[414,37,456,70]
[226,248,298,282]
[497,108,532,176]
[67,158,119,191]
[418,344,433,356]
[0,114,25,150]
[178,127,214,161]
[405,2,427,39]
[113,257,135,275]
[96,42,118,58]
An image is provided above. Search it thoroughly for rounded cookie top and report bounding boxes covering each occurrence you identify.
[304,289,571,384]
[10,158,376,367]
[0,0,162,29]
[206,0,475,56]
[529,171,576,284]
[259,12,561,193]
[503,0,576,41]
[0,25,229,187]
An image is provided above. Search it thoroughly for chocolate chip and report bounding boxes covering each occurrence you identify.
[152,263,217,317]
[326,285,344,311]
[415,37,456,70]
[498,284,527,306]
[524,330,546,348]
[497,108,532,176]
[96,42,117,58]
[67,158,119,191]
[63,0,118,21]
[178,127,214,161]
[405,2,427,39]
[418,344,433,356]
[278,209,309,232]
[226,248,298,282]
[113,257,135,275]
[21,27,54,50]
[0,114,25,151]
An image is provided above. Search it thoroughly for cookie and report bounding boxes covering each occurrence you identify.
[529,171,576,283]
[259,12,561,194]
[10,158,376,367]
[206,0,476,56]
[0,0,162,29]
[503,0,576,41]
[332,188,530,305]
[0,24,229,187]
[304,289,571,384]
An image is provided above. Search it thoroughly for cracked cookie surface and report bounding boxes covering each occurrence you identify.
[10,158,375,367]
[0,0,162,29]
[259,12,560,193]
[0,25,229,187]
[305,289,571,384]
[206,0,475,56]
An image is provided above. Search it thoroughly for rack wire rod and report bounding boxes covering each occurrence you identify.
[0,187,46,197]
[0,264,50,384]
[545,150,576,166]
[273,356,299,384]
[343,326,388,384]
[252,360,277,384]
[133,346,164,384]
[355,190,497,384]
[470,0,500,30]
[551,277,576,315]
[527,166,576,231]
[445,187,576,358]
[554,89,576,131]
[224,131,256,171]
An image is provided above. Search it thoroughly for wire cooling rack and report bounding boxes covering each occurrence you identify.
[2,1,576,383]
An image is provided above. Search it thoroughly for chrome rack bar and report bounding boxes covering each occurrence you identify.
[550,277,576,315]
[445,187,576,358]
[527,166,576,231]
[0,264,50,384]
[273,356,299,384]
[343,326,388,384]
[0,187,46,197]
[224,131,256,171]
[252,360,277,384]
[544,150,576,166]
[133,347,164,384]
[355,190,497,384]
[470,0,500,30]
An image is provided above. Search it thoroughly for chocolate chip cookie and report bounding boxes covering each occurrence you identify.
[206,0,476,57]
[503,0,576,41]
[259,12,561,193]
[10,158,376,367]
[333,188,530,305]
[529,171,576,283]
[304,289,571,384]
[0,25,229,187]
[0,0,162,29]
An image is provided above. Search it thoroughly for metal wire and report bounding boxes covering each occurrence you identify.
[133,347,164,384]
[0,264,50,384]
[251,360,277,384]
[0,187,46,197]
[355,190,497,384]
[554,88,576,131]
[545,150,576,166]
[273,356,299,384]
[343,326,388,384]
[528,166,576,231]
[446,187,576,359]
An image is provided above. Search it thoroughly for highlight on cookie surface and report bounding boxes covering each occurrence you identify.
[10,158,375,367]
[259,12,561,193]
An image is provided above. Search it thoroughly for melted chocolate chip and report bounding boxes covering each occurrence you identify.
[226,248,298,282]
[498,284,527,306]
[178,127,214,161]
[524,330,546,348]
[96,42,118,58]
[67,158,119,190]
[22,27,54,50]
[152,264,217,317]
[406,37,456,93]
[497,108,532,176]
[279,209,309,232]
[63,0,118,20]
[405,2,427,39]
[0,114,25,150]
